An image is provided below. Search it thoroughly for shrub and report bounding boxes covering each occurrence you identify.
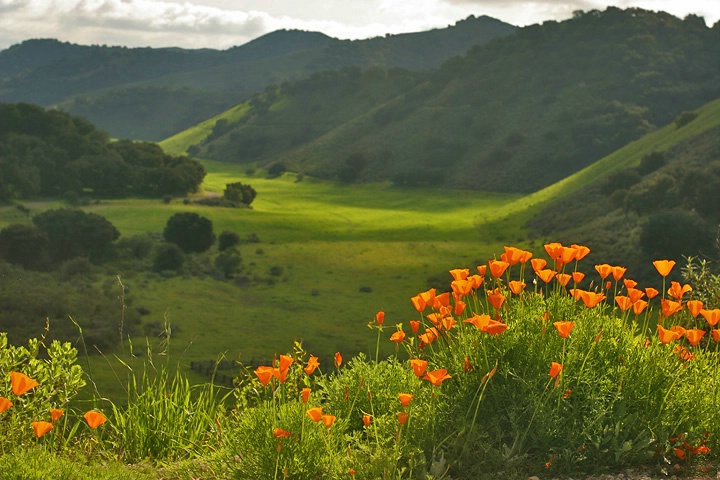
[215,250,242,279]
[218,231,241,252]
[153,243,184,272]
[162,212,215,253]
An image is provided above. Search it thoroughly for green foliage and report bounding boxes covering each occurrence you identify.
[0,223,51,270]
[162,212,215,254]
[675,110,699,128]
[217,231,240,252]
[153,243,184,272]
[639,209,715,260]
[214,249,241,278]
[223,182,256,206]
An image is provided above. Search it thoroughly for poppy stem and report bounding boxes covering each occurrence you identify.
[374,328,381,364]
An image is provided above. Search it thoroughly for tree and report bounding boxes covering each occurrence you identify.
[215,249,241,278]
[162,212,215,253]
[32,208,120,263]
[153,243,184,272]
[0,223,51,270]
[218,231,240,251]
[223,182,256,206]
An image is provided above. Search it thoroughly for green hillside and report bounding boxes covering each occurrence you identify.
[190,8,718,194]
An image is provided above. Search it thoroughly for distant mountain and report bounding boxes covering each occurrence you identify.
[182,7,718,194]
[0,16,516,140]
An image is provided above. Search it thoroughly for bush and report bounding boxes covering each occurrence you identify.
[153,243,184,272]
[162,212,215,253]
[218,231,241,252]
[215,250,242,278]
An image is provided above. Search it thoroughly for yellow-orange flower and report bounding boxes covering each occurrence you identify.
[0,397,12,414]
[451,279,472,297]
[572,271,585,284]
[548,362,563,379]
[571,244,591,261]
[487,289,506,310]
[409,359,428,378]
[422,369,452,387]
[375,311,385,325]
[685,328,706,347]
[536,269,556,284]
[464,313,491,331]
[278,354,294,371]
[362,414,372,427]
[580,291,606,308]
[454,300,466,317]
[660,299,683,318]
[50,408,64,422]
[531,258,547,273]
[398,393,413,407]
[700,309,720,327]
[304,356,320,375]
[623,279,638,289]
[667,281,692,301]
[273,428,292,438]
[553,321,575,339]
[84,410,107,429]
[397,412,409,425]
[657,324,682,344]
[411,295,426,313]
[449,268,470,281]
[653,260,676,277]
[32,421,53,439]
[544,242,564,261]
[674,345,694,361]
[632,300,648,315]
[627,287,645,303]
[476,265,487,276]
[645,287,659,299]
[611,266,627,281]
[503,246,532,265]
[390,330,406,344]
[409,320,420,333]
[614,295,632,312]
[486,320,508,336]
[508,280,526,295]
[555,273,571,287]
[321,414,336,429]
[594,264,613,280]
[10,372,39,396]
[686,300,703,318]
[301,387,311,404]
[712,329,720,343]
[334,352,342,369]
[488,260,510,278]
[307,407,323,422]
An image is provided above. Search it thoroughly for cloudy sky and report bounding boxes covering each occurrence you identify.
[1,0,718,51]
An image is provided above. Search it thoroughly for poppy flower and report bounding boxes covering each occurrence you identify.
[667,282,692,300]
[301,387,311,403]
[660,299,683,318]
[422,369,452,387]
[572,272,585,284]
[611,266,627,281]
[50,408,64,422]
[10,372,39,396]
[409,359,428,377]
[362,414,372,427]
[433,292,451,309]
[451,279,472,297]
[562,389,572,399]
[307,407,323,422]
[548,362,563,379]
[304,356,320,375]
[449,268,470,281]
[614,296,632,312]
[0,397,12,414]
[580,291,606,308]
[674,345,694,361]
[623,279,638,289]
[536,269,556,284]
[632,300,648,315]
[685,328,706,347]
[441,316,456,331]
[488,260,510,278]
[657,324,682,344]
[397,412,409,425]
[571,244,591,261]
[32,421,53,439]
[486,320,508,335]
[273,367,289,383]
[530,258,547,273]
[508,280,526,294]
[84,410,107,429]
[321,414,336,429]
[411,295,426,313]
[503,246,532,265]
[686,300,703,318]
[594,264,613,280]
[278,355,294,371]
[398,393,413,407]
[375,311,385,325]
[674,447,686,460]
[671,325,686,338]
[553,321,575,339]
[627,288,645,303]
[334,352,342,369]
[487,289,506,310]
[544,243,564,261]
[569,288,585,301]
[418,329,438,348]
[454,300,466,316]
[464,313,490,331]
[645,287,659,299]
[653,260,676,277]
[273,428,292,438]
[390,330,406,343]
[476,265,487,276]
[409,320,420,334]
[468,274,484,289]
[700,309,720,327]
[555,274,571,287]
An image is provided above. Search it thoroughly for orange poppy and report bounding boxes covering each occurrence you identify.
[657,324,682,344]
[627,287,645,303]
[321,414,336,429]
[548,362,563,379]
[667,281,692,300]
[398,393,413,407]
[711,329,720,343]
[555,274,571,287]
[686,300,703,318]
[84,410,107,429]
[32,421,53,439]
[0,397,12,414]
[543,243,564,261]
[623,279,638,289]
[454,300,466,317]
[375,311,385,325]
[397,412,409,425]
[614,296,632,312]
[632,300,648,315]
[409,359,428,377]
[485,320,508,335]
[559,246,578,265]
[536,269,556,283]
[594,264,613,280]
[362,414,372,427]
[572,271,585,284]
[562,389,572,399]
[418,329,438,348]
[411,295,426,313]
[508,280,526,294]
[464,313,491,331]
[531,258,548,272]
[10,372,39,396]
[611,266,626,281]
[433,292,451,308]
[671,325,686,338]
[422,369,452,387]
[468,274,484,289]
[334,352,342,369]
[488,260,510,278]
[449,268,470,281]
[685,328,706,347]
[441,316,456,331]
[569,288,585,301]
[390,330,406,343]
[451,279,472,297]
[653,260,676,277]
[273,428,292,438]
[580,291,606,308]
[477,265,487,276]
[553,321,575,339]
[307,407,323,422]
[273,367,289,383]
[409,320,420,334]
[304,356,320,375]
[252,366,273,385]
[278,355,293,372]
[301,387,311,403]
[50,408,64,422]
[645,287,659,299]
[571,244,590,261]
[674,447,686,460]
[503,246,532,265]
[660,299,683,318]
[674,345,694,361]
[700,309,720,327]
[487,289,506,310]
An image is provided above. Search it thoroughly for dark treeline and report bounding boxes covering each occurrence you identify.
[0,103,205,200]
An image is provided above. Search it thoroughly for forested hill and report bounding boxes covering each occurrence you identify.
[0,16,515,140]
[187,7,719,194]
